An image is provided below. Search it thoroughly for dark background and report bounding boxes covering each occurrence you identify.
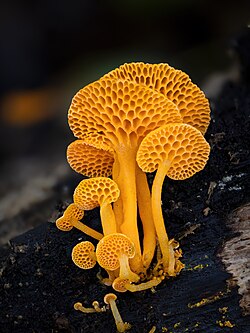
[0,0,249,243]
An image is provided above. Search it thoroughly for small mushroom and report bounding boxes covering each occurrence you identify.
[71,241,97,269]
[104,293,131,332]
[67,138,123,229]
[74,300,105,313]
[92,301,106,312]
[137,123,210,274]
[67,139,114,178]
[96,233,139,283]
[112,277,130,293]
[73,177,120,235]
[74,302,96,313]
[56,203,103,241]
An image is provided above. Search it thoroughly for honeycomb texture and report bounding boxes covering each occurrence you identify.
[82,132,114,153]
[73,177,120,210]
[103,62,210,134]
[96,233,135,271]
[137,123,210,180]
[68,79,182,147]
[67,140,114,177]
[56,203,84,231]
[71,241,96,269]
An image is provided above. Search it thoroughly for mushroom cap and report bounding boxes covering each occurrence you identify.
[56,203,84,231]
[96,233,135,271]
[137,123,210,180]
[67,140,114,177]
[73,177,120,210]
[68,78,182,147]
[103,62,210,134]
[104,293,117,304]
[112,277,130,293]
[82,132,114,153]
[71,241,96,269]
[56,216,74,231]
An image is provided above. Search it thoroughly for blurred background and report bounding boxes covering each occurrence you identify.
[0,0,249,244]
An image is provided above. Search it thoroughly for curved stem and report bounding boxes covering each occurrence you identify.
[136,165,156,270]
[119,253,140,283]
[100,203,117,235]
[151,160,171,272]
[72,220,103,240]
[74,302,96,313]
[125,277,162,292]
[109,299,130,333]
[115,146,143,273]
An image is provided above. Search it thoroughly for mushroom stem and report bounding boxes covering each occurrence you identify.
[168,240,176,276]
[125,277,162,292]
[104,294,131,332]
[112,156,123,231]
[96,268,119,285]
[119,253,140,283]
[151,159,172,273]
[74,302,96,313]
[100,203,117,235]
[92,301,105,312]
[73,220,103,240]
[136,165,156,270]
[116,147,143,273]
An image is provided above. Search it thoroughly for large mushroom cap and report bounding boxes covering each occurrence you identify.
[67,140,114,177]
[68,78,182,147]
[103,62,210,134]
[72,241,96,269]
[73,177,120,210]
[137,123,210,180]
[96,233,135,271]
[56,203,84,231]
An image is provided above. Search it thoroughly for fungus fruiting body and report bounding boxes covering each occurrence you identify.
[96,233,140,283]
[67,139,114,177]
[56,203,103,240]
[74,302,97,313]
[73,177,120,235]
[104,293,131,332]
[59,62,211,298]
[71,241,96,269]
[137,123,210,274]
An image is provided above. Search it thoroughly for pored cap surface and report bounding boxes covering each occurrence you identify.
[73,177,120,210]
[56,203,84,231]
[103,62,210,134]
[71,241,96,269]
[67,140,114,177]
[68,78,182,147]
[96,233,135,271]
[137,123,210,180]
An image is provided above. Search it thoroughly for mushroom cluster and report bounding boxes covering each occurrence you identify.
[56,62,211,293]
